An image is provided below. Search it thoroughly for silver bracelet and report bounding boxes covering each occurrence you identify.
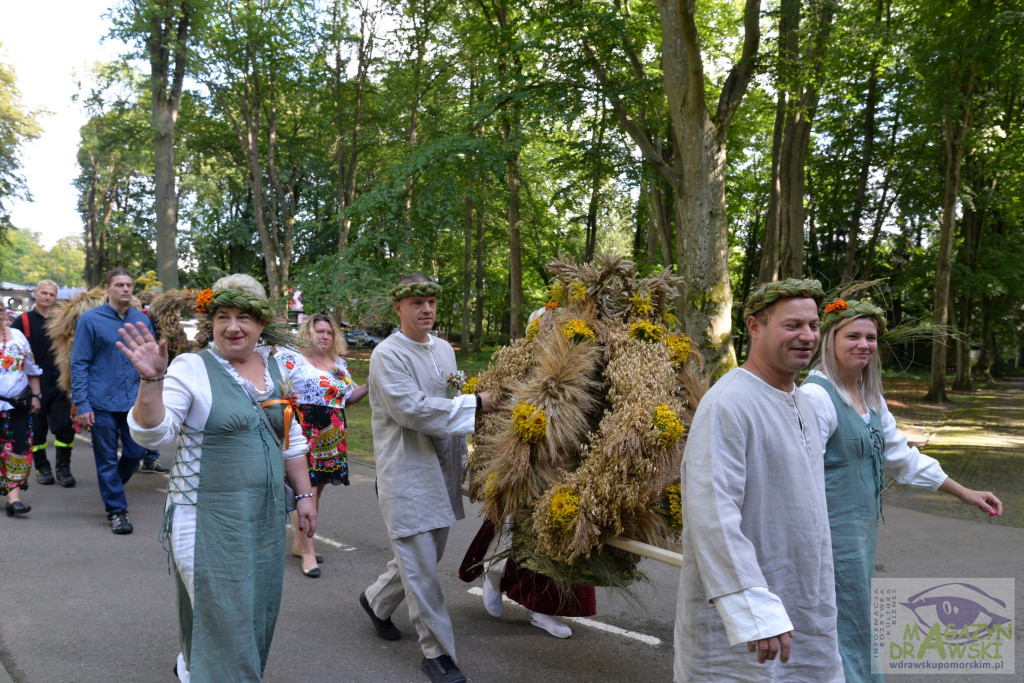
[294,492,315,500]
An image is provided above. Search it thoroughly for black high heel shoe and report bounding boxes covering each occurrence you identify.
[5,501,31,516]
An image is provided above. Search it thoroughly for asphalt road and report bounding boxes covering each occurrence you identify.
[1,440,1021,681]
[0,441,678,682]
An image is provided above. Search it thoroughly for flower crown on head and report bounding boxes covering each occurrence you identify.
[195,289,215,314]
[820,298,887,337]
[823,299,848,316]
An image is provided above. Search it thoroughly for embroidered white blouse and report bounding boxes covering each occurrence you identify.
[0,328,42,411]
[274,347,357,408]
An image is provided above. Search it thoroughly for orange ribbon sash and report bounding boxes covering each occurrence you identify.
[260,397,303,450]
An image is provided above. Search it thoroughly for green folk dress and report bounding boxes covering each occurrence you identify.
[172,350,288,681]
[802,374,886,683]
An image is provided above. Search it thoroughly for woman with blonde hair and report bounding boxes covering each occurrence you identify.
[799,298,1002,682]
[276,313,367,577]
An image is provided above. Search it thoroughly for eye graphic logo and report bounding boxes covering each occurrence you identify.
[900,582,1011,644]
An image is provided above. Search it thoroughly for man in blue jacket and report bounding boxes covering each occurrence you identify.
[71,268,153,534]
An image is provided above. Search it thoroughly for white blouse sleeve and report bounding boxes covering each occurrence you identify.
[879,399,947,490]
[129,354,210,449]
[797,380,838,449]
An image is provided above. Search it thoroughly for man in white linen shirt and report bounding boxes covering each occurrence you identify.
[673,278,843,681]
[358,273,498,683]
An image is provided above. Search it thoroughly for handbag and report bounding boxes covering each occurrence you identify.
[0,384,32,411]
[251,396,298,513]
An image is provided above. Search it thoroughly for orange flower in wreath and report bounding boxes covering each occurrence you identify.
[195,289,215,314]
[823,299,848,315]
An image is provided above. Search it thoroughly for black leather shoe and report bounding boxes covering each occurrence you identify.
[36,467,55,485]
[111,511,134,534]
[55,466,76,488]
[359,591,400,640]
[5,501,31,516]
[421,655,467,683]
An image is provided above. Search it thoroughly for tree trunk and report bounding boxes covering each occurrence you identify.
[461,194,473,355]
[926,116,969,403]
[655,0,760,372]
[147,1,193,293]
[473,201,485,352]
[952,294,972,391]
[841,0,884,282]
[758,88,786,283]
[505,114,524,338]
[152,111,179,291]
[774,0,834,280]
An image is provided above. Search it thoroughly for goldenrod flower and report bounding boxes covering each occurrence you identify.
[568,280,587,302]
[629,289,653,316]
[659,484,682,529]
[526,319,540,341]
[512,401,547,443]
[561,319,595,343]
[462,377,480,394]
[664,333,692,366]
[629,320,665,343]
[548,281,566,304]
[653,404,685,447]
[549,485,580,531]
[663,312,679,330]
[484,473,497,501]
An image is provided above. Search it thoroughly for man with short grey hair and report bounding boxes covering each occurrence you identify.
[13,279,76,487]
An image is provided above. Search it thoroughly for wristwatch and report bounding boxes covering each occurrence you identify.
[33,393,43,400]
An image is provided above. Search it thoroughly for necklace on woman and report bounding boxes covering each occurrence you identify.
[307,354,335,372]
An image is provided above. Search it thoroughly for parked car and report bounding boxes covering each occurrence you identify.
[344,329,382,348]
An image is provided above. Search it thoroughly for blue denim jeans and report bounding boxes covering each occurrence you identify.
[91,409,146,516]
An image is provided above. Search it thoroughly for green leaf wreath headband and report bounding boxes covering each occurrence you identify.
[820,298,888,338]
[389,281,443,302]
[742,278,825,319]
[194,287,295,349]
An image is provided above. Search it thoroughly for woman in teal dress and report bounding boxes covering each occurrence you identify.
[122,275,318,682]
[800,298,1002,682]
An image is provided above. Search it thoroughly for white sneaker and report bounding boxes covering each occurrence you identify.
[482,570,503,618]
[530,612,572,638]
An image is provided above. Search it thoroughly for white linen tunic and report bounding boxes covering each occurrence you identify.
[674,368,843,681]
[369,332,476,539]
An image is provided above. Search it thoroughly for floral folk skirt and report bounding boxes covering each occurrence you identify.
[1,408,33,495]
[300,404,349,487]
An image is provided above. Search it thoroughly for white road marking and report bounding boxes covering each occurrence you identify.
[78,435,358,551]
[287,525,358,551]
[466,587,661,646]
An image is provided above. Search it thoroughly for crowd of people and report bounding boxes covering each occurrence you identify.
[1,269,1005,683]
